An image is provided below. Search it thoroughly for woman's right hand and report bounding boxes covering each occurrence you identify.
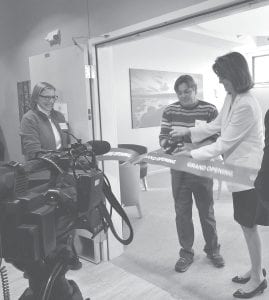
[170,127,190,140]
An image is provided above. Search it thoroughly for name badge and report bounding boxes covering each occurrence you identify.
[195,120,207,127]
[59,122,68,130]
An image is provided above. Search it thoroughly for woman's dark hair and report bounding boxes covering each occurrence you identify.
[174,74,197,93]
[212,52,253,93]
[30,82,56,108]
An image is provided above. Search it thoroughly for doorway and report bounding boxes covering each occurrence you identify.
[93,1,269,298]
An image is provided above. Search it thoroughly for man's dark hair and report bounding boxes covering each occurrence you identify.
[174,75,197,93]
[212,52,253,93]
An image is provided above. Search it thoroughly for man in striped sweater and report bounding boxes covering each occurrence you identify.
[159,75,224,272]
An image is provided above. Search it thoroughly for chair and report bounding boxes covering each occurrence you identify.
[119,163,142,218]
[118,144,148,190]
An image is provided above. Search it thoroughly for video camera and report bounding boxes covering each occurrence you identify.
[0,139,133,300]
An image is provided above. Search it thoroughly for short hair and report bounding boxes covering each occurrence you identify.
[212,52,253,93]
[174,75,197,93]
[30,82,56,108]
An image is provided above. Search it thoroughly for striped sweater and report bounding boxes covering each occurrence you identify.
[159,100,218,143]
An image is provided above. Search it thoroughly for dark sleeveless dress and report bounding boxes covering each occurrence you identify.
[253,109,269,226]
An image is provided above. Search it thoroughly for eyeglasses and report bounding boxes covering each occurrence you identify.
[39,95,58,101]
[176,89,194,96]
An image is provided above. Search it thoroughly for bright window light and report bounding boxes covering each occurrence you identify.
[253,55,269,85]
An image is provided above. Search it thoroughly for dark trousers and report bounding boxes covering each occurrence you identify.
[171,170,220,259]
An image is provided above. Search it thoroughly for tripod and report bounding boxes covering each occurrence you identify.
[17,246,89,300]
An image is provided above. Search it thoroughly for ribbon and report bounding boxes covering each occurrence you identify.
[97,148,258,187]
[96,148,138,162]
[141,149,257,186]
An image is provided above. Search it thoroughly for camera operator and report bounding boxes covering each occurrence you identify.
[159,75,224,273]
[20,81,82,271]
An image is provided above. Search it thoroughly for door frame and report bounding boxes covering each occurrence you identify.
[87,0,269,259]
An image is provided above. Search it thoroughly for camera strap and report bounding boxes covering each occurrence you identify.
[101,178,134,245]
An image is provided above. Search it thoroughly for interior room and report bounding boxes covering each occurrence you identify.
[1,1,269,299]
[97,4,269,300]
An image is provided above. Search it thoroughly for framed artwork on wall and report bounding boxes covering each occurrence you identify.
[17,80,31,121]
[129,68,203,129]
[17,80,31,155]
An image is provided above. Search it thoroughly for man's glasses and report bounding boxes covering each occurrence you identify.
[39,95,58,101]
[176,89,194,96]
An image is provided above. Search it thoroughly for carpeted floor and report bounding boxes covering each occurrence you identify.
[112,168,269,300]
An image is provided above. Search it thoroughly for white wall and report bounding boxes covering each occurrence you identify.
[109,34,229,151]
[0,0,249,161]
[29,46,92,143]
[0,2,89,161]
[252,87,269,121]
[243,49,269,121]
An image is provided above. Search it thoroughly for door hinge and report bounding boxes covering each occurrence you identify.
[85,64,95,79]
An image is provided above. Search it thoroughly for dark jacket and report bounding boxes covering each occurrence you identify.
[255,109,269,209]
[20,108,69,160]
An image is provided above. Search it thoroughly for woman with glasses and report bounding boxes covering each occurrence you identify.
[20,81,82,271]
[20,81,69,160]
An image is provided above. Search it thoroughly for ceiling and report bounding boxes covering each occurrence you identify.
[162,3,269,48]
